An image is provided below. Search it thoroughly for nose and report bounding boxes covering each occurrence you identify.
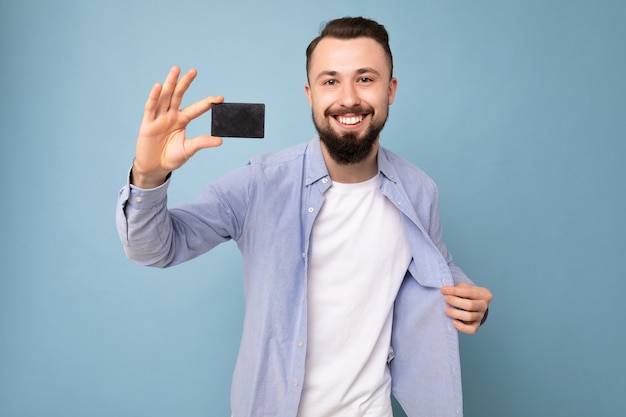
[339,83,361,109]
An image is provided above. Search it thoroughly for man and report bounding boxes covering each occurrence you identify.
[117,17,492,417]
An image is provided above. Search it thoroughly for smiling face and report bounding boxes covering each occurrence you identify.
[305,36,398,165]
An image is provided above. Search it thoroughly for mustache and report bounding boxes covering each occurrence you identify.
[324,105,372,117]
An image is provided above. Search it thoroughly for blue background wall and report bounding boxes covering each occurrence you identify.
[1,1,624,416]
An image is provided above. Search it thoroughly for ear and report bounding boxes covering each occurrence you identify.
[388,77,398,105]
[304,83,313,108]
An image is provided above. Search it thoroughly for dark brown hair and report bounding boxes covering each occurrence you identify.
[306,17,394,80]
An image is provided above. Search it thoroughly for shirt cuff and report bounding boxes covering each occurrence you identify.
[480,308,489,326]
[123,168,171,210]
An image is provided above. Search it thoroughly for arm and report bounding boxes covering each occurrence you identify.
[424,177,493,334]
[116,67,228,266]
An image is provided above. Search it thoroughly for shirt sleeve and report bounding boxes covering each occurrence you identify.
[115,166,248,268]
[427,179,475,287]
[116,169,174,267]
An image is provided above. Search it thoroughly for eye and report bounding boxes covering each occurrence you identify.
[324,79,337,86]
[358,77,373,83]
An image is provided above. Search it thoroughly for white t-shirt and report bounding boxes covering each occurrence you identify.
[297,175,412,417]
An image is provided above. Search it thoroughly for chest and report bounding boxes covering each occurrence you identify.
[309,180,412,300]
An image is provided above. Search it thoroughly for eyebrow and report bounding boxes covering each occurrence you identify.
[313,67,382,82]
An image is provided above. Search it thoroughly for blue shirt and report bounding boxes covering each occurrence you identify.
[116,136,474,417]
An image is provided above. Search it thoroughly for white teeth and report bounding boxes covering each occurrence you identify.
[337,115,363,125]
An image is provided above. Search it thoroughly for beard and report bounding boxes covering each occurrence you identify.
[313,105,388,165]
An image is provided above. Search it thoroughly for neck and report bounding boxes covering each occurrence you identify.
[320,141,379,183]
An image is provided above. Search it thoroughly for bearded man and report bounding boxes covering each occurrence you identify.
[117,16,492,417]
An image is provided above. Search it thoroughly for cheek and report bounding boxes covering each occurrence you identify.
[368,89,391,105]
[310,87,340,106]
[311,103,327,123]
[311,98,334,117]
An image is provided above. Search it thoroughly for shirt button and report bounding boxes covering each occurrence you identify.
[135,196,143,203]
[307,207,314,213]
[322,178,328,184]
[305,178,312,185]
[298,341,304,347]
[293,380,299,387]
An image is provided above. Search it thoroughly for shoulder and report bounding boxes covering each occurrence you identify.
[212,141,309,187]
[210,141,311,195]
[380,147,438,194]
[249,141,309,168]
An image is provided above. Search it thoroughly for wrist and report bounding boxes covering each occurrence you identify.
[130,161,170,189]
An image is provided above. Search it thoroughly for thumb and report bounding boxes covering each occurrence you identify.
[184,135,224,158]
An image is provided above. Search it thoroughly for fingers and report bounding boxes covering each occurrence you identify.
[182,95,225,120]
[170,68,198,111]
[143,67,221,125]
[450,317,480,335]
[142,67,180,123]
[441,283,492,335]
[183,135,224,159]
[143,82,163,122]
[444,304,484,335]
[442,290,491,314]
[441,282,493,304]
[143,66,199,121]
[156,66,183,114]
[137,67,224,172]
[445,304,484,325]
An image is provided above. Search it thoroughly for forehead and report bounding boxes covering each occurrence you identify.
[308,37,390,78]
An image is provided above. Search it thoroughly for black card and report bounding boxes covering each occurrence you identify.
[211,103,265,138]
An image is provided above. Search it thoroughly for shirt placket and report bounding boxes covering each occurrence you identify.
[284,174,330,416]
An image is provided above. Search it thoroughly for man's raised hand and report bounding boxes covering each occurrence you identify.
[131,66,224,189]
